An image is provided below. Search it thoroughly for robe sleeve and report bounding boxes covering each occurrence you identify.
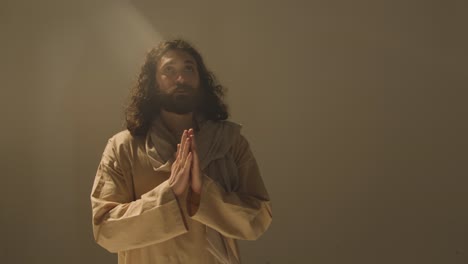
[188,134,272,240]
[90,136,188,253]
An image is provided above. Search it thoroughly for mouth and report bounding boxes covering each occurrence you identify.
[174,88,191,95]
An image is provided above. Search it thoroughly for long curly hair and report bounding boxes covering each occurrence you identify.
[124,39,229,137]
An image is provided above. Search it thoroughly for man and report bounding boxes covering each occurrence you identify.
[90,39,272,264]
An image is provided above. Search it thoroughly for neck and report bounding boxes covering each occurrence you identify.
[159,109,195,139]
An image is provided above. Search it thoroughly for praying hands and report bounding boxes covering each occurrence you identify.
[169,128,203,199]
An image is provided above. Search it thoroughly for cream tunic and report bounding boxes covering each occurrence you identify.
[90,121,272,264]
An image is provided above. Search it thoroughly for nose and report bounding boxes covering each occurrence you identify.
[175,71,187,84]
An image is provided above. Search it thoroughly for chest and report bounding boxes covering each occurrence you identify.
[129,149,172,199]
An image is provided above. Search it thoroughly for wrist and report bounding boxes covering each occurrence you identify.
[187,189,201,216]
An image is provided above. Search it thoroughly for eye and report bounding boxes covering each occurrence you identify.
[184,65,195,72]
[162,66,176,75]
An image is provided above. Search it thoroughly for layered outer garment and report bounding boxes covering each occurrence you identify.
[90,116,272,264]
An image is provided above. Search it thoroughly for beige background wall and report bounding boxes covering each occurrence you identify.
[1,0,467,263]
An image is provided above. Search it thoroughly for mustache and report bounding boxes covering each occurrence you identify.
[173,84,194,93]
[153,84,198,99]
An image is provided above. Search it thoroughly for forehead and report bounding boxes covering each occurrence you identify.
[158,49,197,68]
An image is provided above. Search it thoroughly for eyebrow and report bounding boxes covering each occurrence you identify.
[162,59,196,67]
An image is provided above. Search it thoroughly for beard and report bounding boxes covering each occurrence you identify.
[155,84,202,115]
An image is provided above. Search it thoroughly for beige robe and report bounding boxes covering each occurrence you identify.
[90,118,272,264]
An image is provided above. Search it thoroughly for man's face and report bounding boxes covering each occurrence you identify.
[155,49,201,114]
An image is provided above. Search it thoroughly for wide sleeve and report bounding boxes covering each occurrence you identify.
[90,136,188,253]
[188,134,272,240]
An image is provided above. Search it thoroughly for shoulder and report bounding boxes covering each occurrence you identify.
[220,120,254,163]
[216,120,248,146]
[103,129,145,160]
[206,119,243,135]
[218,119,243,137]
[222,120,250,142]
[218,119,252,142]
[220,119,243,130]
[108,129,133,143]
[108,129,145,146]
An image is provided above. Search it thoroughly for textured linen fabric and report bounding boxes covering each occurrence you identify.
[90,116,272,264]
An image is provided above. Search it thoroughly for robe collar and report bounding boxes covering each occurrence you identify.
[145,113,242,173]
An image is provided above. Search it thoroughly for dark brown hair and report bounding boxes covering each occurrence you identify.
[124,39,229,137]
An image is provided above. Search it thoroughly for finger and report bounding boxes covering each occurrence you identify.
[187,129,194,147]
[190,134,197,152]
[181,130,188,154]
[175,143,180,159]
[178,130,187,160]
[184,151,192,166]
[171,143,182,184]
[169,166,175,184]
[182,136,191,161]
[190,135,199,170]
[184,152,193,176]
[174,152,191,186]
